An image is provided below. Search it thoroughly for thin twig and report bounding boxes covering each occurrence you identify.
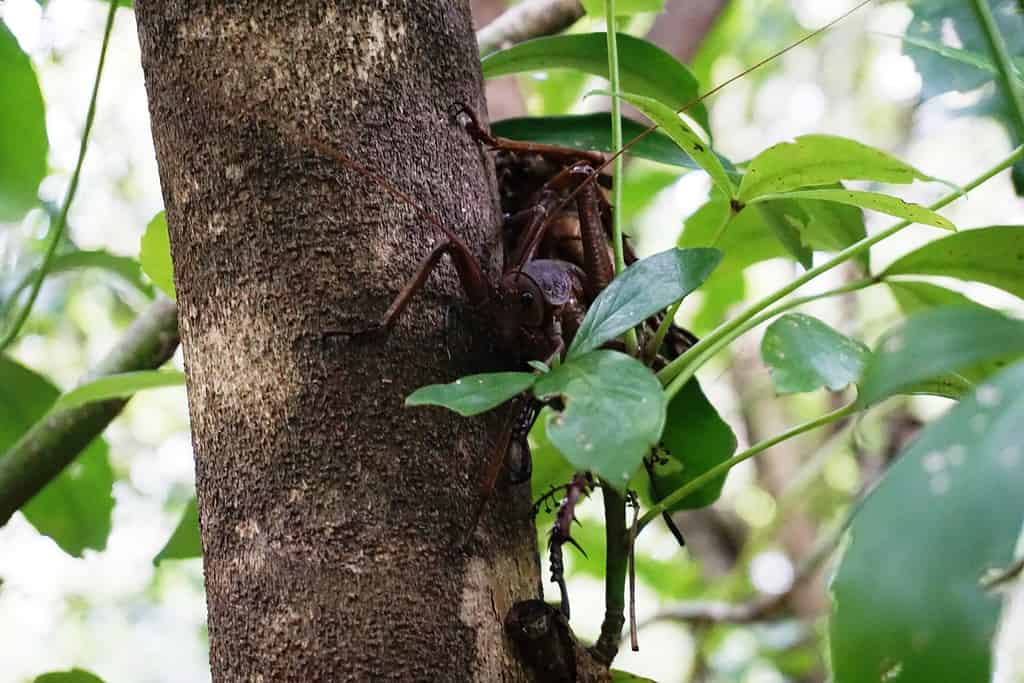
[0,0,119,351]
[628,496,639,652]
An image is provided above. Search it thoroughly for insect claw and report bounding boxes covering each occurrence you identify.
[564,535,588,559]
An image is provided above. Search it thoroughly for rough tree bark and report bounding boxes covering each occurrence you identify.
[134,2,542,679]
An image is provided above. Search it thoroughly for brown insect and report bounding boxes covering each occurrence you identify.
[311,106,692,617]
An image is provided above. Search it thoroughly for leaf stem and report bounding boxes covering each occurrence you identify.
[637,401,859,532]
[657,144,1024,400]
[0,0,119,351]
[969,0,1024,143]
[604,1,638,355]
[593,481,628,665]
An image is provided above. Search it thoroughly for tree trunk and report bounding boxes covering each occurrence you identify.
[134,2,539,679]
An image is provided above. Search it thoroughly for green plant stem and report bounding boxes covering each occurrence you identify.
[658,144,1024,400]
[970,0,1024,141]
[0,0,118,351]
[593,482,628,665]
[644,299,682,363]
[637,401,859,532]
[603,1,638,355]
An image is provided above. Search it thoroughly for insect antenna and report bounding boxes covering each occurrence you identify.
[525,0,875,250]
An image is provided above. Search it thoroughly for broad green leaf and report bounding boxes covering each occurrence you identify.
[491,114,738,173]
[533,350,665,491]
[737,135,940,203]
[679,195,790,270]
[154,497,201,564]
[889,33,1004,77]
[140,211,175,299]
[8,249,155,301]
[761,314,868,394]
[831,360,1024,683]
[798,194,868,262]
[886,280,981,315]
[528,410,576,503]
[605,90,734,197]
[736,201,812,269]
[581,0,665,15]
[749,189,956,231]
[406,372,536,417]
[568,247,722,358]
[882,226,1024,300]
[858,307,1024,406]
[0,24,48,222]
[53,370,186,412]
[610,671,657,683]
[482,33,709,131]
[34,670,107,683]
[0,356,113,556]
[649,378,736,510]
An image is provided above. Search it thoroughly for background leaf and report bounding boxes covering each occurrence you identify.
[140,211,175,299]
[534,350,666,491]
[608,91,734,197]
[568,247,721,358]
[858,307,1024,406]
[737,135,939,203]
[882,226,1024,300]
[750,189,956,231]
[33,670,107,683]
[761,313,867,394]
[0,356,113,556]
[153,496,201,565]
[649,378,736,510]
[482,33,709,131]
[831,360,1024,683]
[492,114,737,173]
[0,23,48,222]
[886,280,982,314]
[580,0,665,15]
[405,372,536,417]
[54,370,186,411]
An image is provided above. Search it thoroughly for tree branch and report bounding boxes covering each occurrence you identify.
[0,299,179,525]
[477,0,585,56]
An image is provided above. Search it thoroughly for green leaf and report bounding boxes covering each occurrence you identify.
[736,201,812,269]
[761,313,868,394]
[882,226,1024,300]
[18,249,154,298]
[33,670,107,683]
[0,23,48,222]
[0,356,113,556]
[886,280,982,315]
[887,32,1003,76]
[749,189,956,231]
[581,0,665,15]
[140,211,175,299]
[831,360,1024,683]
[53,370,186,412]
[528,409,577,503]
[605,90,734,197]
[405,372,536,417]
[533,350,665,491]
[649,378,736,510]
[482,33,709,131]
[609,670,657,683]
[858,307,1024,406]
[568,247,722,358]
[491,114,737,173]
[737,135,940,203]
[154,497,201,564]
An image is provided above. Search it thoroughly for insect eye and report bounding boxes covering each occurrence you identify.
[520,291,535,307]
